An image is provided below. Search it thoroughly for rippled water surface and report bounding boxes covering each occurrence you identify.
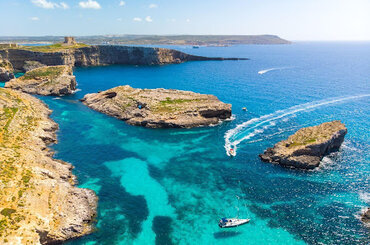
[35,42,369,244]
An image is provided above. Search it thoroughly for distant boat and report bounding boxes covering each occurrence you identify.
[242,107,247,111]
[218,218,250,228]
[192,45,200,49]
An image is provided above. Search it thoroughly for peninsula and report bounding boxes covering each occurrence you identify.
[259,121,347,169]
[0,41,247,76]
[0,88,97,244]
[81,85,232,128]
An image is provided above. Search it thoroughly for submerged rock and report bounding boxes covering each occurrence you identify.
[81,85,232,128]
[259,121,347,169]
[5,65,76,96]
[0,88,97,244]
[361,208,370,226]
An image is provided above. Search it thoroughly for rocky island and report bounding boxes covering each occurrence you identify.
[5,65,76,96]
[259,121,347,169]
[81,85,232,128]
[0,88,97,244]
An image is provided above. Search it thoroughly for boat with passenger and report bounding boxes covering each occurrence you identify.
[218,218,250,228]
[229,148,236,157]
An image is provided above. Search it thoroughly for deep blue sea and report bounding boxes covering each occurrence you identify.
[4,42,370,244]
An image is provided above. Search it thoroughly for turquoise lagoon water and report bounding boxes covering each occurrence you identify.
[23,43,370,244]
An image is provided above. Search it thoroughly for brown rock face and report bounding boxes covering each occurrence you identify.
[5,65,76,96]
[0,45,247,72]
[259,121,347,169]
[81,85,232,128]
[361,208,370,226]
[0,55,14,81]
[0,88,97,244]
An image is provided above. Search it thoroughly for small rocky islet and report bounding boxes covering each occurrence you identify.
[259,120,347,169]
[5,65,76,96]
[81,85,232,128]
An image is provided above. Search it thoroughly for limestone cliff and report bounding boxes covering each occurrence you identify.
[0,45,247,72]
[0,55,14,81]
[0,88,97,244]
[5,65,76,96]
[259,121,347,169]
[81,85,232,128]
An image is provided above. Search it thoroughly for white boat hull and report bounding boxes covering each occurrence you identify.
[219,218,250,228]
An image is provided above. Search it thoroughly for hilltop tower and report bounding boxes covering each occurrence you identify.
[63,36,76,45]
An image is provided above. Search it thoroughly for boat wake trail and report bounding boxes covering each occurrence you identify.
[258,67,292,75]
[224,94,370,156]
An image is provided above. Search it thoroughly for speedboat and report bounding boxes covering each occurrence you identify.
[229,148,236,157]
[218,218,250,228]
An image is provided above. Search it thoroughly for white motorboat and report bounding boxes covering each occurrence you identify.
[228,148,236,157]
[218,218,250,228]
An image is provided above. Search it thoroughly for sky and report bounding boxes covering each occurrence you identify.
[0,0,369,40]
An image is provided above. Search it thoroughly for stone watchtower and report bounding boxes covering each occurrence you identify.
[63,36,76,45]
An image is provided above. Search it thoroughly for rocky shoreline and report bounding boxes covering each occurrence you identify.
[361,208,370,226]
[0,88,97,244]
[0,45,247,73]
[5,65,76,96]
[81,85,232,128]
[259,121,347,169]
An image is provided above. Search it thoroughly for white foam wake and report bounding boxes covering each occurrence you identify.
[224,94,370,156]
[258,67,292,75]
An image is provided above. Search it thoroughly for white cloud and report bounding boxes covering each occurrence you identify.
[31,0,69,9]
[149,4,158,8]
[30,16,40,21]
[186,18,190,23]
[79,0,101,9]
[31,0,56,9]
[60,2,69,9]
[119,1,125,6]
[133,17,142,22]
[145,16,153,22]
[117,18,122,22]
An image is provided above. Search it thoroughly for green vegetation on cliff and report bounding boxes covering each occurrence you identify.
[2,43,89,53]
[21,66,64,80]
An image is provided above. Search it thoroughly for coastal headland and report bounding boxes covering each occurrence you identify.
[5,65,76,96]
[0,44,247,74]
[0,88,97,244]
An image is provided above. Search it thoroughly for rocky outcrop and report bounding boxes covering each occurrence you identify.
[81,85,232,128]
[0,55,14,81]
[259,121,347,169]
[23,60,46,72]
[361,208,370,226]
[5,65,76,96]
[0,88,97,244]
[0,45,247,72]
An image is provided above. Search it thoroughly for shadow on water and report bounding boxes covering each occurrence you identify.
[213,231,243,239]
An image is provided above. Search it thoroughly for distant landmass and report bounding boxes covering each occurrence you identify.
[0,35,290,46]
